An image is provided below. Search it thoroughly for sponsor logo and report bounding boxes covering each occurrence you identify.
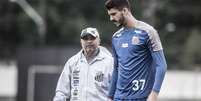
[73,79,79,86]
[134,30,142,34]
[73,70,80,77]
[121,43,128,48]
[73,70,80,86]
[73,89,79,96]
[116,33,122,37]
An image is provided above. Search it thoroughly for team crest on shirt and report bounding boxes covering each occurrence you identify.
[132,36,140,45]
[94,71,104,82]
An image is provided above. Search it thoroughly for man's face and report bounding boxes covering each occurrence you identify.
[81,35,100,56]
[107,8,125,27]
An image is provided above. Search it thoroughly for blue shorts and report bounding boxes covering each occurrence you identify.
[113,97,147,101]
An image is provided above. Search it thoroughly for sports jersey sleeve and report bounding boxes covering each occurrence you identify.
[147,29,167,93]
[108,40,118,99]
[53,61,71,101]
[151,50,167,92]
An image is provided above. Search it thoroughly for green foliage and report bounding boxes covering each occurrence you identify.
[0,0,201,69]
[154,0,201,70]
[181,28,201,69]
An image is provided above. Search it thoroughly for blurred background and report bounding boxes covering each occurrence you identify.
[0,0,201,101]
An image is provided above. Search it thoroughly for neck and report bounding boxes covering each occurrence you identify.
[85,48,99,63]
[125,13,136,28]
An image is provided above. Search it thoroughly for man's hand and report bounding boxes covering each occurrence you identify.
[147,90,158,101]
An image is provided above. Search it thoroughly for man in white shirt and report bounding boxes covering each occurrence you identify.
[53,27,113,101]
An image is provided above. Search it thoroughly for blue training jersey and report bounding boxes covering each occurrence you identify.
[108,20,167,100]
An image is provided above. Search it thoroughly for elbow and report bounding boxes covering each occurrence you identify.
[159,62,167,74]
[157,60,167,74]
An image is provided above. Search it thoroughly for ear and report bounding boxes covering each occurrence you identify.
[80,39,83,45]
[122,8,129,14]
[98,38,101,45]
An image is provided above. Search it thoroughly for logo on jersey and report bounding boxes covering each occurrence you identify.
[134,30,142,34]
[72,88,79,100]
[116,33,122,37]
[132,36,140,45]
[121,43,128,48]
[73,70,80,86]
[94,71,104,82]
[73,89,79,96]
[72,70,80,100]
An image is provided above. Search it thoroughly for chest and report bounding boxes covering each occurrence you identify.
[113,32,149,58]
[71,60,107,83]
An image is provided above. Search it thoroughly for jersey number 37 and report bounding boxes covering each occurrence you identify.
[132,79,145,91]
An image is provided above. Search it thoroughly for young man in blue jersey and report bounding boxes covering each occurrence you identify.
[105,0,167,101]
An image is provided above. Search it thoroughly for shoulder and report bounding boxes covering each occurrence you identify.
[99,46,113,61]
[136,20,163,51]
[65,50,82,66]
[112,27,124,37]
[135,20,161,42]
[99,46,112,56]
[98,46,113,71]
[135,20,158,36]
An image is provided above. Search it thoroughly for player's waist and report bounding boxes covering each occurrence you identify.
[114,89,150,100]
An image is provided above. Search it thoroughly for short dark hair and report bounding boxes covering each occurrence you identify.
[105,0,131,11]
